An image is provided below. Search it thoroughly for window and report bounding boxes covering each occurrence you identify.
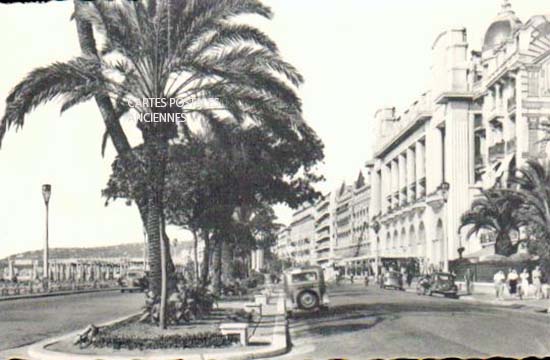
[528,69,540,97]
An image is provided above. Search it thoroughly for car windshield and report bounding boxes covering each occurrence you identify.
[292,272,318,283]
[436,274,450,281]
[127,272,143,278]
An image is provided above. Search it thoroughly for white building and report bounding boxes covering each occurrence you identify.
[367,0,550,274]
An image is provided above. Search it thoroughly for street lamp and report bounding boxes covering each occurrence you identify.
[42,184,51,290]
[372,217,381,278]
[437,181,450,271]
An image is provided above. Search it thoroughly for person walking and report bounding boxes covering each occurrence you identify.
[508,268,519,298]
[494,270,505,300]
[533,266,543,299]
[519,268,530,300]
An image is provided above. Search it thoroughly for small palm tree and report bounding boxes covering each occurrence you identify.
[1,0,305,328]
[459,189,524,256]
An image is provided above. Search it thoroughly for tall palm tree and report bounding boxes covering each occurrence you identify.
[459,189,524,256]
[1,0,305,328]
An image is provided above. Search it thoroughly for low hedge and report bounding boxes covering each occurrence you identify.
[92,331,240,350]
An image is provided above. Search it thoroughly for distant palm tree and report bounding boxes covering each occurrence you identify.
[0,0,304,328]
[459,189,524,256]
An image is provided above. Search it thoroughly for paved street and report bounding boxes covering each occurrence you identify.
[276,284,550,359]
[0,290,143,354]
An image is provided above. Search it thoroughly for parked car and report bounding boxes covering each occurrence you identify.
[381,271,404,290]
[119,270,148,293]
[416,272,459,298]
[283,266,329,313]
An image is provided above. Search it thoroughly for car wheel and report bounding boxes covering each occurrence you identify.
[297,290,319,310]
[121,289,125,293]
[427,289,432,296]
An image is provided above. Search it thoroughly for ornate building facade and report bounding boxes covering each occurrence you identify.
[368,0,550,273]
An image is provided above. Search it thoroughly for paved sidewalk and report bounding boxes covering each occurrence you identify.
[459,291,550,312]
[401,283,550,313]
[16,288,288,360]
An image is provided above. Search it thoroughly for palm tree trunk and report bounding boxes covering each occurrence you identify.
[192,229,199,283]
[212,233,223,296]
[496,232,513,256]
[142,132,169,328]
[73,0,177,297]
[200,231,211,288]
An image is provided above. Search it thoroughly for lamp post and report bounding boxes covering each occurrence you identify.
[42,184,51,290]
[437,181,450,271]
[372,217,381,278]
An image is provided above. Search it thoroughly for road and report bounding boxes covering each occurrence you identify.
[276,284,550,359]
[0,290,143,353]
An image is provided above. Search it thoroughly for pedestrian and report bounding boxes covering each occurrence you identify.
[406,271,413,288]
[493,270,505,300]
[519,268,530,300]
[350,274,354,284]
[507,268,519,297]
[401,269,407,288]
[533,265,543,299]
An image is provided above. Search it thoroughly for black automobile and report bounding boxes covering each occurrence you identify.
[119,270,148,293]
[416,272,459,298]
[381,271,404,290]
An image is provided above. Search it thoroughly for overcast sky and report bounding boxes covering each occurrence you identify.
[0,0,548,258]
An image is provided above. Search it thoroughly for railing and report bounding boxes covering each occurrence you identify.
[0,280,120,297]
[488,141,505,162]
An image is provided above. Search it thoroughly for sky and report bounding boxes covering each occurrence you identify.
[0,0,548,258]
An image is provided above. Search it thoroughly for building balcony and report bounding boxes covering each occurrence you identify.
[506,137,516,155]
[408,183,416,202]
[417,177,426,198]
[474,154,484,168]
[507,97,516,114]
[474,115,483,130]
[488,141,505,163]
[316,243,331,252]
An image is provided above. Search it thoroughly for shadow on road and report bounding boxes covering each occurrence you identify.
[288,298,507,338]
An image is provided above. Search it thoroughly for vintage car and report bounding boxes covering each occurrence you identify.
[119,270,148,293]
[416,272,459,298]
[381,271,404,290]
[283,266,329,312]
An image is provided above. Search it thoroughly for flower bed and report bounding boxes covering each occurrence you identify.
[92,330,240,350]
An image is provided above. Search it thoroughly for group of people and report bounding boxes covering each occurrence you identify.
[493,266,543,300]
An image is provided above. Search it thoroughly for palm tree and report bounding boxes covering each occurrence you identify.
[0,0,305,328]
[506,159,550,242]
[459,189,524,256]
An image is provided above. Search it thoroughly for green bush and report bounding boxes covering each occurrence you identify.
[92,331,240,350]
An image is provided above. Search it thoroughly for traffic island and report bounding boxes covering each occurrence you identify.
[26,293,289,360]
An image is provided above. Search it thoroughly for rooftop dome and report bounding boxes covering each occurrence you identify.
[483,0,522,50]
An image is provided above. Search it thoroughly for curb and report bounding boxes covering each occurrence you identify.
[26,293,289,360]
[0,288,125,302]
